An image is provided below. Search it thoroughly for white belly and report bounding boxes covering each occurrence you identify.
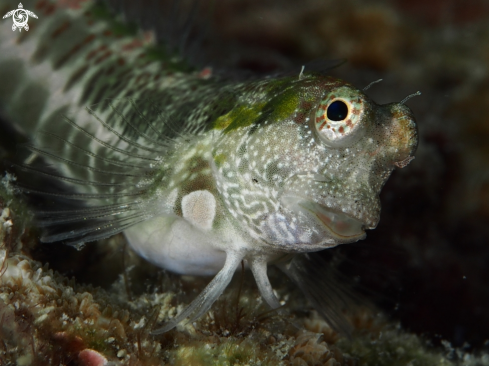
[124,215,227,275]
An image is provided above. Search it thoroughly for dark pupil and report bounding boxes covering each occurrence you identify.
[327,100,348,121]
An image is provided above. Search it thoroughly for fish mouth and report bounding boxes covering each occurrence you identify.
[298,200,366,241]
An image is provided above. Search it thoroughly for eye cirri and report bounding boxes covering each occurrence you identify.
[312,86,367,148]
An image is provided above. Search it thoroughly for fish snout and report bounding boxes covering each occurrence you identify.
[379,103,418,169]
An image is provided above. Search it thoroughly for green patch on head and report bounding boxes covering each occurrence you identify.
[213,114,233,130]
[266,88,300,122]
[213,104,264,133]
[212,78,305,134]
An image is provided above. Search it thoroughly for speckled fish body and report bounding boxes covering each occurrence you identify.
[0,0,418,333]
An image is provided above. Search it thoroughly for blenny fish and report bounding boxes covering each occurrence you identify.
[0,0,418,334]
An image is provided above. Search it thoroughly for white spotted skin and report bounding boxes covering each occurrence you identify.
[124,195,281,276]
[123,79,418,275]
[123,135,283,276]
[208,81,418,252]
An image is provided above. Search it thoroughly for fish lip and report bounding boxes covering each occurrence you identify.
[297,200,367,240]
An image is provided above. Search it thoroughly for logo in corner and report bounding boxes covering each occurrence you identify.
[2,3,38,32]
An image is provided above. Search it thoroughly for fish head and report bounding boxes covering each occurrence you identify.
[213,75,418,252]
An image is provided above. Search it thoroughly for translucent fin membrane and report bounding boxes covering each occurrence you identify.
[278,252,361,337]
[41,214,150,244]
[13,163,135,187]
[11,98,181,247]
[34,130,149,170]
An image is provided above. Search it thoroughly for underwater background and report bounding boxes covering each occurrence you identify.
[1,0,489,364]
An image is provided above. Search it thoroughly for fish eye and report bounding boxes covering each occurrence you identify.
[312,86,367,148]
[327,100,349,121]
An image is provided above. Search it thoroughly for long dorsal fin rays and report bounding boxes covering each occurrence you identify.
[13,89,226,248]
[151,251,245,335]
[17,89,217,246]
[85,107,167,154]
[61,116,160,162]
[11,97,179,247]
[108,99,173,148]
[33,130,150,170]
[86,97,192,152]
[125,99,183,145]
[40,212,150,243]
